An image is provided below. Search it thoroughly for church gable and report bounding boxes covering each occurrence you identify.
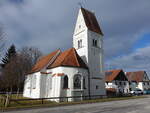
[30,49,61,74]
[29,47,88,74]
[48,48,88,69]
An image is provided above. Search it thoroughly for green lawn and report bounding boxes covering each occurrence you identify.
[0,94,146,111]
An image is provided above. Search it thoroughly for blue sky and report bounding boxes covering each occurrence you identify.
[133,33,150,50]
[0,0,150,74]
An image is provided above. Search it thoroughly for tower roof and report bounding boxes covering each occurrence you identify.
[81,8,103,35]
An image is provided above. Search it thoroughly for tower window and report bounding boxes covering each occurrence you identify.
[79,25,81,29]
[96,85,99,89]
[92,39,98,47]
[78,39,82,49]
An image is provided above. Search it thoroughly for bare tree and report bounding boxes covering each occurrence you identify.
[1,46,42,96]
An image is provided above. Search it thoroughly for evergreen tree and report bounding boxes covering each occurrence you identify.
[2,44,17,67]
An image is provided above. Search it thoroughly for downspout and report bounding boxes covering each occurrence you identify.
[88,69,91,99]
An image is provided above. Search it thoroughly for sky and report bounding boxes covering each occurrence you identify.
[0,0,150,74]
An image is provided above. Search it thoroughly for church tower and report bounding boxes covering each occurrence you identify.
[73,8,106,96]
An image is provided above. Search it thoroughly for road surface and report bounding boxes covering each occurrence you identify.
[4,97,150,113]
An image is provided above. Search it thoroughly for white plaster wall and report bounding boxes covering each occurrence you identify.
[47,66,89,101]
[137,82,144,90]
[73,9,88,65]
[23,72,41,98]
[73,9,106,96]
[105,81,129,94]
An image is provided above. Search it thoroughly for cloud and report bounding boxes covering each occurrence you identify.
[0,0,150,73]
[106,45,150,75]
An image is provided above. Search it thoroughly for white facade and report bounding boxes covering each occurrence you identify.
[73,9,106,96]
[23,8,106,102]
[129,72,150,91]
[105,81,129,94]
[23,67,89,102]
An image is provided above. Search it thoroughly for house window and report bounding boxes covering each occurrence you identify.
[148,82,150,85]
[115,81,117,85]
[74,74,81,89]
[63,76,68,89]
[124,82,126,85]
[119,82,122,85]
[78,39,82,49]
[129,82,131,85]
[143,82,145,85]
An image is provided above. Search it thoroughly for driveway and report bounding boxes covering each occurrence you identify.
[4,97,150,113]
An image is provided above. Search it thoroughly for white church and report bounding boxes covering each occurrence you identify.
[23,7,106,102]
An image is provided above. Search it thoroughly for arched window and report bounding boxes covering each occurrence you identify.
[83,77,86,89]
[63,76,68,89]
[74,74,81,89]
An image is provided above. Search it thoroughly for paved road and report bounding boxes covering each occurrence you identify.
[4,97,150,113]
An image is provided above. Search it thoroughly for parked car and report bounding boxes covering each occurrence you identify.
[130,89,143,95]
[143,90,150,94]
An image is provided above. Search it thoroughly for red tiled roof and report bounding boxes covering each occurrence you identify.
[48,48,88,69]
[105,69,123,82]
[106,88,116,92]
[30,48,88,74]
[52,73,65,77]
[126,71,145,82]
[30,50,60,74]
[81,8,103,35]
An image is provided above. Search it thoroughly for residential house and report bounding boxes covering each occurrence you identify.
[126,71,150,91]
[105,69,129,94]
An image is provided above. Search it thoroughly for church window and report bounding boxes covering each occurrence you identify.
[96,85,99,89]
[83,77,86,89]
[74,74,81,89]
[78,39,82,49]
[63,76,68,89]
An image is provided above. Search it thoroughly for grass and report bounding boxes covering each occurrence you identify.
[0,94,147,111]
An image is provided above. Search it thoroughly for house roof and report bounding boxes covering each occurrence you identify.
[30,50,61,74]
[81,8,103,35]
[48,48,88,69]
[30,48,88,74]
[106,88,116,92]
[126,71,147,82]
[105,69,124,82]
